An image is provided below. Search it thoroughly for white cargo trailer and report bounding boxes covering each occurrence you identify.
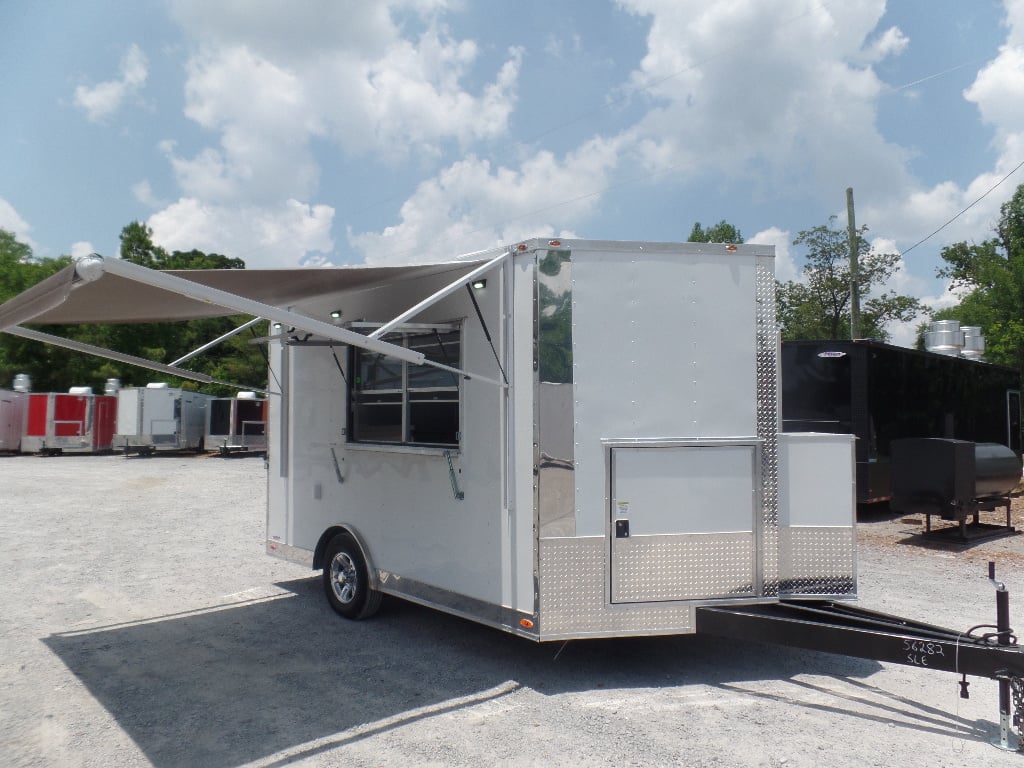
[0,388,27,452]
[114,383,211,455]
[258,240,859,637]
[4,241,1024,750]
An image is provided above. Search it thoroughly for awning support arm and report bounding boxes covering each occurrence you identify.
[367,250,510,340]
[74,255,505,387]
[75,255,427,366]
[5,325,270,394]
[171,316,266,367]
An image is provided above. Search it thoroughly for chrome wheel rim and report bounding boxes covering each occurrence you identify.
[329,551,358,604]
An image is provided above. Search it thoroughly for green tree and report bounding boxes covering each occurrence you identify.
[688,220,743,244]
[931,184,1024,373]
[110,222,262,393]
[0,223,267,394]
[0,231,76,391]
[777,216,922,341]
[119,220,166,267]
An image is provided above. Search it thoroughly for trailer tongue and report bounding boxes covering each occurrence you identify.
[698,563,1024,751]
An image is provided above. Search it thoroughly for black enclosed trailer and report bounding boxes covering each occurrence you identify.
[781,339,1022,505]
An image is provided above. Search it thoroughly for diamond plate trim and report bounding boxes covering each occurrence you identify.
[538,537,696,638]
[756,257,779,596]
[778,527,857,597]
[611,533,755,602]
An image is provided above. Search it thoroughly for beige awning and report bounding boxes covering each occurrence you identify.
[0,260,488,328]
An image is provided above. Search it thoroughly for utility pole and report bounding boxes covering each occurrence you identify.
[847,187,861,339]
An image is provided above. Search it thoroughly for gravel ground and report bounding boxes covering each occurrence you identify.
[3,454,1024,767]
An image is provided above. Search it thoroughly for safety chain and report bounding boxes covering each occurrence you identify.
[1012,676,1024,751]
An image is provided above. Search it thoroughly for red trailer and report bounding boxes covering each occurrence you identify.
[21,388,117,455]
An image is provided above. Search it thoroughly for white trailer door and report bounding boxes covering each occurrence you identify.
[145,389,178,435]
[609,443,759,603]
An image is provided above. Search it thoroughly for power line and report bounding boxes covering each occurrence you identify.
[901,159,1024,257]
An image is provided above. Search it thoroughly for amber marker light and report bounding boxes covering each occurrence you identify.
[519,618,535,629]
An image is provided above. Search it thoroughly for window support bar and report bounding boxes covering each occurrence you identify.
[444,450,465,501]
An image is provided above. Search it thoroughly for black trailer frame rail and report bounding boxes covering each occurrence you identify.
[698,596,1024,751]
[696,600,1024,681]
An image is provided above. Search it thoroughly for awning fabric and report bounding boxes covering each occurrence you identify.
[0,260,488,329]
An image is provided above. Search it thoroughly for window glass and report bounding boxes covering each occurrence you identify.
[351,329,460,446]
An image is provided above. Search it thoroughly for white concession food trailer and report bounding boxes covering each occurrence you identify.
[114,383,211,455]
[2,239,1024,748]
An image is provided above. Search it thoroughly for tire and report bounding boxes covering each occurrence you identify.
[321,533,382,620]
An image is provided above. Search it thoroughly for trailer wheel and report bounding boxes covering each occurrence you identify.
[322,533,382,620]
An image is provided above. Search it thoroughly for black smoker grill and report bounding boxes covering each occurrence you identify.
[890,438,1022,541]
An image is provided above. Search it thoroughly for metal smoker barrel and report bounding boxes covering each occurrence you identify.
[890,438,1022,520]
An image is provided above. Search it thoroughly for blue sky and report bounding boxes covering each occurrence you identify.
[2,0,1023,345]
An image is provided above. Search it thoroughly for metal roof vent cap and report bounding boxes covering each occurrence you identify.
[925,319,964,356]
[12,373,31,392]
[960,326,985,361]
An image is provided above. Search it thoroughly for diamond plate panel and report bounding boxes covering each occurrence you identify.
[755,257,779,596]
[778,527,857,597]
[611,533,755,602]
[538,537,696,638]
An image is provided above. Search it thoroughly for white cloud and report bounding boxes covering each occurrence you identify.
[0,198,36,250]
[861,26,910,63]
[349,136,624,263]
[148,197,334,267]
[349,0,924,265]
[861,1,1024,264]
[70,241,95,259]
[139,0,1021,279]
[886,280,966,348]
[131,180,164,208]
[74,44,149,123]
[614,0,911,201]
[752,227,797,283]
[148,2,522,263]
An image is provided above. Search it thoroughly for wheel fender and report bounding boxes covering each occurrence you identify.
[313,525,378,590]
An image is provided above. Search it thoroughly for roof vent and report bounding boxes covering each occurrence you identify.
[924,320,986,361]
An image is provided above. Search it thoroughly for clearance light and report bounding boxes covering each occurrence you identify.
[519,618,535,629]
[726,245,738,251]
[471,279,487,290]
[517,243,528,250]
[548,240,561,247]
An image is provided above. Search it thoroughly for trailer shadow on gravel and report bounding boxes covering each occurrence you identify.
[42,576,992,768]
